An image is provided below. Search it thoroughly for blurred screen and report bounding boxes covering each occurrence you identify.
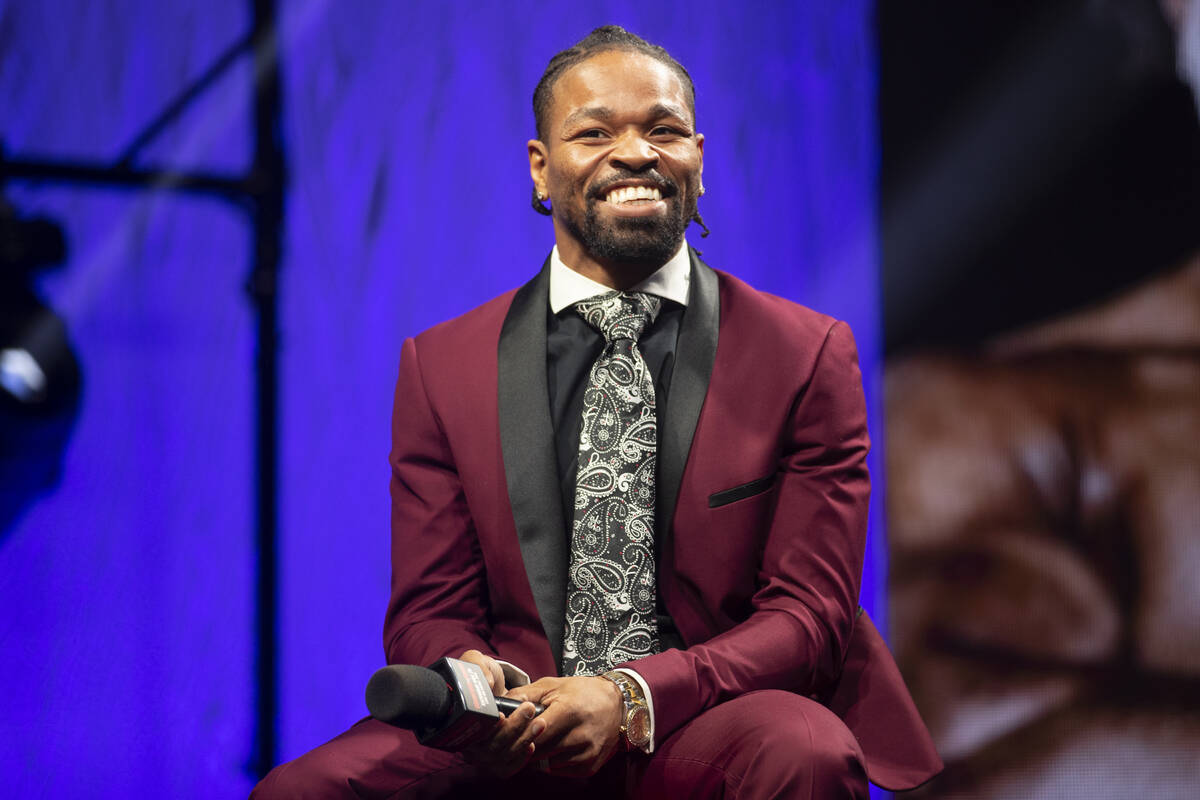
[881,1,1200,797]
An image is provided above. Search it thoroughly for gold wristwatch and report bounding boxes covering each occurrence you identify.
[601,670,651,751]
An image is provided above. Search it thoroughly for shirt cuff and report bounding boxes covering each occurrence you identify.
[615,668,656,754]
[494,659,530,689]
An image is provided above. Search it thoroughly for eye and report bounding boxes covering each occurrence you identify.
[651,126,687,137]
[576,129,608,139]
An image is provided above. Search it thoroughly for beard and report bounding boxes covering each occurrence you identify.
[559,176,696,269]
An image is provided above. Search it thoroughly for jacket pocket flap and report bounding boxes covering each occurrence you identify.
[708,473,776,508]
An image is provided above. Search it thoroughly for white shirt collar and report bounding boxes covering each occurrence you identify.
[548,240,692,314]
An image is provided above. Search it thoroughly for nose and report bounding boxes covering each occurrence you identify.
[610,130,658,172]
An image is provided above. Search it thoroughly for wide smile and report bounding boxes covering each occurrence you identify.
[597,183,669,218]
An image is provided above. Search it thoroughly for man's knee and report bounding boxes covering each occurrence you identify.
[781,694,861,759]
[651,690,868,799]
[738,692,864,786]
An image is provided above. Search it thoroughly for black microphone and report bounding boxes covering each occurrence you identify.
[365,656,545,751]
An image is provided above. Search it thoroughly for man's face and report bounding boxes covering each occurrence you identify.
[529,50,704,272]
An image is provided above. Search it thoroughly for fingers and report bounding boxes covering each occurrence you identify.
[522,676,623,777]
[461,701,545,778]
[458,649,507,696]
[467,674,621,778]
[523,701,578,756]
[493,702,545,754]
[486,659,506,696]
[520,677,617,756]
[506,676,561,704]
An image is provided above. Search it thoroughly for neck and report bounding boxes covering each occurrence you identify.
[566,258,661,289]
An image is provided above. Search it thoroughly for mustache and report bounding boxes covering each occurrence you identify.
[588,171,679,200]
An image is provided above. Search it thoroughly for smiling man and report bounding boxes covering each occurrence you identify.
[528,45,704,286]
[253,25,940,799]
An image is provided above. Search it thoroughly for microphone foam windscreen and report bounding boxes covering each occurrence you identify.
[365,664,454,729]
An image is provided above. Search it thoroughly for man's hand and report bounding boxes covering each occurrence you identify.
[459,649,507,696]
[507,676,624,777]
[457,650,544,777]
[460,698,545,778]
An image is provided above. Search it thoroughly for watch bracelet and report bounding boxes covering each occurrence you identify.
[601,670,649,749]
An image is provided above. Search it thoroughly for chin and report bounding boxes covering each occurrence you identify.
[592,231,681,266]
[584,209,686,266]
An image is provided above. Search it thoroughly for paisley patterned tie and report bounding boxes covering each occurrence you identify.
[560,290,663,676]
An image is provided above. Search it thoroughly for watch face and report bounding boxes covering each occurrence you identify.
[627,706,651,747]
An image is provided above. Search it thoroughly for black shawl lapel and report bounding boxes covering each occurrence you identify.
[658,249,720,542]
[498,257,569,666]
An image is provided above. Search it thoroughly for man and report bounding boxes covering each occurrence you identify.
[254,26,939,798]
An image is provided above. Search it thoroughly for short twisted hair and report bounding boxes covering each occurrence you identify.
[532,25,696,142]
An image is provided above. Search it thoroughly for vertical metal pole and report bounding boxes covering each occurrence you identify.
[4,6,287,781]
[249,0,286,779]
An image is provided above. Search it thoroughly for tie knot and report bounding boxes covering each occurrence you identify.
[574,291,662,344]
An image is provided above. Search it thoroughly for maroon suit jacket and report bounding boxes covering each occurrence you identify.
[382,252,941,791]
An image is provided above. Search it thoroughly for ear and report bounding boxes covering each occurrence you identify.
[695,132,705,181]
[528,139,550,200]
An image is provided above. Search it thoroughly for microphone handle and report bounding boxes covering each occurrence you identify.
[496,696,546,716]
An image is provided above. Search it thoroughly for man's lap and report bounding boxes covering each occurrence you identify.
[634,690,868,799]
[252,691,867,799]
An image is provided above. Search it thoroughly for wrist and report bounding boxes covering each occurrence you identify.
[600,674,623,707]
[601,670,651,751]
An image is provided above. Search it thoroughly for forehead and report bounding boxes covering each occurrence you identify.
[549,49,692,127]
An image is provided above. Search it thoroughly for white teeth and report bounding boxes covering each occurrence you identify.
[606,186,663,204]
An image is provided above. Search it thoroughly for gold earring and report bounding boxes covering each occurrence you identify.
[536,191,546,201]
[699,185,706,197]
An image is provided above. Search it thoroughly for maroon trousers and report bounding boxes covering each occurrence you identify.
[252,690,868,799]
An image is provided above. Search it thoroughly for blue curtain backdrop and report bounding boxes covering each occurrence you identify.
[0,1,882,796]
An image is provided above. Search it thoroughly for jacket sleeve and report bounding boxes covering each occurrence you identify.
[626,320,870,744]
[382,336,496,667]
